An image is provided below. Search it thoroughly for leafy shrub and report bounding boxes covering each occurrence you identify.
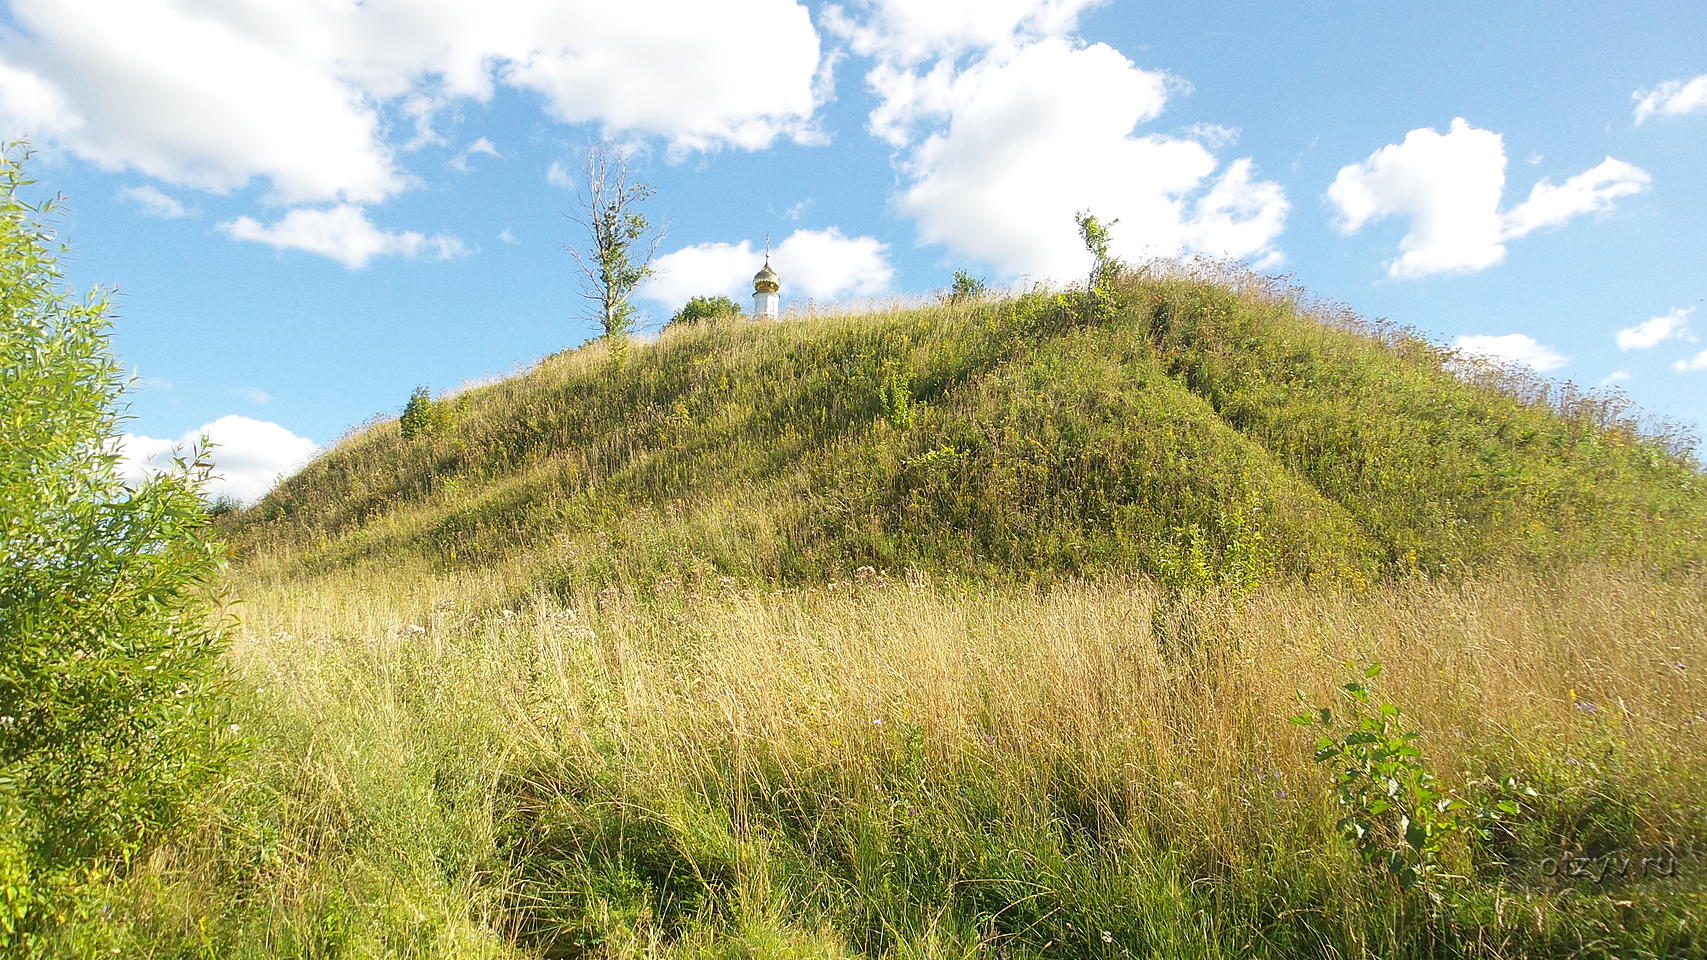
[0,146,228,949]
[669,294,743,326]
[946,270,987,304]
[1292,664,1523,895]
[399,385,450,440]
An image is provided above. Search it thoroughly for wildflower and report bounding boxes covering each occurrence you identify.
[872,717,884,726]
[406,624,426,635]
[1576,701,1599,714]
[1101,931,1114,944]
[855,565,876,579]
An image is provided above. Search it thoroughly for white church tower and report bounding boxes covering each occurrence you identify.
[751,256,780,319]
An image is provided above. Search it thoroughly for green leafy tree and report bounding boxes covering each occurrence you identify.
[567,143,664,347]
[0,146,228,947]
[669,294,742,327]
[947,269,987,304]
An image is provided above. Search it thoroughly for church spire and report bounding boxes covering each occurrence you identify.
[751,237,780,319]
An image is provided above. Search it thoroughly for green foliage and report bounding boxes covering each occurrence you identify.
[875,357,917,431]
[1292,664,1524,895]
[669,294,742,327]
[1075,210,1122,321]
[0,145,228,949]
[946,269,987,304]
[1154,494,1272,594]
[399,385,451,440]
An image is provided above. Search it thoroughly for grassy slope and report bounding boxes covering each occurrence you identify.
[51,273,1707,959]
[236,271,1704,598]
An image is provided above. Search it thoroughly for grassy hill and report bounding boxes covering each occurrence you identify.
[52,270,1707,959]
[236,268,1703,598]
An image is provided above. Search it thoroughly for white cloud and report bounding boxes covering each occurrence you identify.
[1453,333,1569,372]
[0,0,405,204]
[1601,369,1631,386]
[643,227,893,307]
[448,136,500,172]
[881,38,1287,281]
[825,0,1104,64]
[772,227,895,302]
[1329,119,1650,279]
[117,414,317,504]
[220,205,467,270]
[499,2,826,154]
[234,387,272,404]
[1676,348,1707,373]
[1634,74,1707,123]
[1502,158,1651,239]
[643,240,757,308]
[498,228,520,245]
[546,160,575,190]
[1616,306,1695,351]
[1328,119,1508,278]
[0,0,829,205]
[118,184,188,219]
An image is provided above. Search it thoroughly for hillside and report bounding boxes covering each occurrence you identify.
[57,269,1707,959]
[233,268,1705,594]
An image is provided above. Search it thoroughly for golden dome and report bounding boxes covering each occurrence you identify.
[753,259,780,294]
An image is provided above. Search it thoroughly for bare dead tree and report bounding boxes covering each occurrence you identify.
[565,143,665,345]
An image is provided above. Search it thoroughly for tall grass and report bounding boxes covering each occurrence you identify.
[48,564,1707,958]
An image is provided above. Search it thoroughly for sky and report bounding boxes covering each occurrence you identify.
[2,0,1703,500]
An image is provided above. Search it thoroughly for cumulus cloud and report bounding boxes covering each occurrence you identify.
[0,0,405,204]
[220,205,467,270]
[1453,333,1569,372]
[878,38,1286,281]
[1329,119,1649,279]
[1634,74,1707,123]
[1616,306,1695,351]
[118,184,189,218]
[1601,369,1631,387]
[117,414,317,504]
[1675,349,1707,373]
[643,227,893,308]
[0,0,828,205]
[546,161,575,190]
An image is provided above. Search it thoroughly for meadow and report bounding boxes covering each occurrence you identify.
[25,266,1707,957]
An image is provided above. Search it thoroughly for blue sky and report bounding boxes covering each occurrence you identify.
[3,0,1703,499]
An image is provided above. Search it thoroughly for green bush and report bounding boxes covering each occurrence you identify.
[669,294,743,327]
[0,146,228,949]
[399,385,450,440]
